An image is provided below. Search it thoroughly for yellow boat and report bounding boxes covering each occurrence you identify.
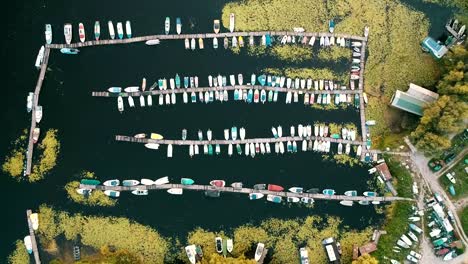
[150,133,164,140]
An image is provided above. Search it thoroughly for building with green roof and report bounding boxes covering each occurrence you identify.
[390,83,439,116]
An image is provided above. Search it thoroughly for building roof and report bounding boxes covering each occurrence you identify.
[359,243,377,255]
[390,84,439,116]
[375,163,393,181]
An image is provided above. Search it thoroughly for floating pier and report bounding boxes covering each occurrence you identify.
[79,183,414,203]
[26,209,41,264]
[92,85,362,98]
[25,48,50,175]
[358,34,368,160]
[115,135,364,146]
[46,31,366,49]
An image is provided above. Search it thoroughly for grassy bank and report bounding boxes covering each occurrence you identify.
[460,207,468,236]
[2,129,28,180]
[29,129,60,182]
[439,155,468,199]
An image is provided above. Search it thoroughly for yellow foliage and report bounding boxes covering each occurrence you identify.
[352,253,379,264]
[65,181,116,207]
[8,240,30,264]
[30,129,60,182]
[2,150,24,178]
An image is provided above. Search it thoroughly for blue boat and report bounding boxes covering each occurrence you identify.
[363,191,376,197]
[60,48,79,54]
[107,87,122,93]
[208,144,213,155]
[449,185,456,196]
[176,17,182,35]
[267,194,282,203]
[158,79,164,88]
[234,89,239,100]
[209,91,214,102]
[184,77,189,88]
[247,89,253,103]
[271,76,277,87]
[181,178,194,185]
[191,92,196,102]
[257,75,266,86]
[175,74,181,88]
[265,34,272,46]
[323,189,335,196]
[329,20,335,33]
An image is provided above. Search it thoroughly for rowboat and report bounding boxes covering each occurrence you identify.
[117,22,124,39]
[210,180,225,187]
[268,184,284,191]
[103,179,120,186]
[215,237,223,253]
[108,21,115,39]
[45,24,52,44]
[340,201,354,206]
[167,188,183,195]
[78,23,85,42]
[94,21,100,40]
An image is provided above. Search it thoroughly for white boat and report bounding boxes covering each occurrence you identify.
[443,251,456,261]
[146,39,160,45]
[190,38,196,50]
[116,22,124,39]
[410,251,422,260]
[406,255,419,263]
[254,243,265,261]
[141,179,155,185]
[108,21,115,39]
[407,231,418,242]
[400,234,413,246]
[24,236,32,254]
[238,74,243,85]
[239,127,244,140]
[154,176,169,185]
[139,95,145,107]
[408,216,420,222]
[132,189,148,195]
[167,188,183,195]
[30,213,39,230]
[230,75,236,86]
[446,172,456,184]
[277,126,282,137]
[396,239,409,249]
[125,21,132,38]
[227,239,233,253]
[64,23,72,44]
[185,245,196,264]
[229,13,235,33]
[103,179,120,186]
[145,143,159,150]
[117,96,124,112]
[124,86,139,93]
[147,95,153,106]
[104,190,120,197]
[287,197,300,203]
[167,144,173,157]
[34,105,43,123]
[35,46,45,68]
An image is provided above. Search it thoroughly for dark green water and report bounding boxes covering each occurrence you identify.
[3,0,453,261]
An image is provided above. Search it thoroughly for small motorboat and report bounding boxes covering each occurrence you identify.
[167,188,183,195]
[108,21,115,39]
[227,239,233,253]
[125,20,132,38]
[154,176,169,185]
[215,237,223,253]
[181,178,194,185]
[78,23,85,42]
[104,190,120,198]
[141,179,155,185]
[254,243,265,261]
[213,19,220,34]
[289,187,303,193]
[322,189,335,196]
[103,179,120,186]
[301,197,314,204]
[287,197,300,203]
[165,17,170,34]
[229,13,235,33]
[122,180,140,186]
[24,236,33,254]
[60,48,79,54]
[176,17,181,35]
[132,189,148,196]
[210,180,226,187]
[94,21,100,40]
[268,184,284,192]
[249,193,264,200]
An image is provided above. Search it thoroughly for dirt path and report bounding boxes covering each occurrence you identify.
[435,148,468,178]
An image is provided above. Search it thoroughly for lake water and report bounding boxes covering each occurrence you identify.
[2,0,453,261]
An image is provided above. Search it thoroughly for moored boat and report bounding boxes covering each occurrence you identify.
[104,190,120,197]
[35,105,43,123]
[210,180,225,187]
[268,184,284,191]
[45,24,52,44]
[322,189,335,196]
[154,176,169,185]
[213,19,220,34]
[344,190,357,196]
[254,243,265,261]
[125,86,139,93]
[103,179,120,186]
[289,187,303,193]
[176,17,181,35]
[146,39,160,45]
[125,21,132,38]
[165,17,170,35]
[185,245,196,264]
[229,13,235,33]
[60,48,80,54]
[94,21,100,40]
[249,193,264,200]
[132,189,148,196]
[167,188,183,195]
[301,197,314,204]
[78,23,85,42]
[141,179,155,185]
[215,237,223,253]
[363,191,376,197]
[144,143,159,149]
[181,178,195,185]
[267,194,282,203]
[123,180,139,186]
[64,23,72,44]
[340,201,354,206]
[108,21,115,39]
[32,128,40,143]
[24,236,33,254]
[117,22,124,39]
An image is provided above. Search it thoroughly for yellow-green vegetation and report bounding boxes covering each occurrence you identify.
[264,67,345,82]
[223,0,439,139]
[460,206,468,236]
[8,240,30,264]
[439,155,468,199]
[333,154,361,167]
[186,216,372,264]
[2,129,28,179]
[410,45,468,156]
[271,45,313,62]
[318,46,352,61]
[65,181,117,207]
[37,205,168,263]
[30,129,60,182]
[352,253,379,264]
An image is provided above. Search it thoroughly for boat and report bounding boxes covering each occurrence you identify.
[249,193,264,200]
[31,127,40,144]
[150,133,164,140]
[254,184,266,190]
[215,237,223,253]
[231,182,243,189]
[406,255,418,263]
[27,93,34,112]
[396,239,409,249]
[232,36,237,47]
[364,26,369,37]
[289,187,303,193]
[44,24,53,45]
[323,189,335,195]
[145,143,159,149]
[408,216,420,222]
[24,236,32,254]
[195,245,203,258]
[232,127,238,140]
[64,23,72,44]
[123,180,139,186]
[117,22,124,39]
[104,190,120,197]
[176,17,181,35]
[94,21,100,40]
[146,39,160,45]
[446,172,456,184]
[301,197,314,204]
[210,180,225,187]
[410,251,422,260]
[224,37,229,49]
[103,179,120,186]
[199,38,204,49]
[154,176,169,185]
[409,223,422,234]
[287,197,300,203]
[443,251,456,261]
[339,200,353,207]
[132,189,148,196]
[436,248,450,256]
[191,38,196,50]
[30,213,39,230]
[344,190,357,197]
[254,243,265,261]
[165,17,170,34]
[363,191,376,197]
[108,21,115,39]
[213,19,220,33]
[407,231,418,242]
[35,105,43,123]
[125,21,132,38]
[329,20,335,33]
[229,13,235,33]
[181,178,194,185]
[400,234,413,246]
[167,188,183,195]
[268,184,284,191]
[267,194,282,203]
[60,48,79,54]
[299,247,309,264]
[185,245,196,264]
[213,37,218,49]
[141,179,154,185]
[226,239,233,253]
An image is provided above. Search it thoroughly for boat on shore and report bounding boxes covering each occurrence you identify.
[60,48,79,54]
[255,243,265,261]
[227,239,233,253]
[64,23,72,44]
[94,21,100,40]
[104,190,120,197]
[103,179,120,186]
[167,188,183,195]
[299,247,309,264]
[125,21,132,38]
[215,237,223,253]
[176,18,181,35]
[249,193,264,200]
[210,180,225,187]
[267,194,282,203]
[35,106,43,123]
[185,245,196,264]
[132,189,148,196]
[78,23,85,42]
[108,21,115,39]
[32,128,40,143]
[213,20,220,34]
[268,184,284,192]
[24,236,33,254]
[117,22,124,39]
[229,13,235,33]
[165,17,170,34]
[45,24,52,44]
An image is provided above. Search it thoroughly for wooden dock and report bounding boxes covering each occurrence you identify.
[358,34,368,161]
[26,210,41,264]
[46,31,366,49]
[25,48,50,175]
[79,183,414,203]
[115,135,364,146]
[92,85,361,98]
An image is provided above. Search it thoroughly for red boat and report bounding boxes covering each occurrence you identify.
[78,23,85,43]
[210,180,226,188]
[268,184,284,192]
[436,248,450,256]
[309,94,314,104]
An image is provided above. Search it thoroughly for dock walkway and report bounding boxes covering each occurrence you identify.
[26,209,41,264]
[25,48,50,175]
[358,35,368,160]
[92,85,362,98]
[80,183,414,202]
[115,135,364,146]
[47,31,366,49]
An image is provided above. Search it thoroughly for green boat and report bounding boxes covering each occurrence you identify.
[331,133,340,139]
[236,144,242,155]
[181,178,194,185]
[208,144,213,155]
[175,74,181,88]
[80,179,101,185]
[195,245,203,258]
[354,94,360,108]
[222,239,227,257]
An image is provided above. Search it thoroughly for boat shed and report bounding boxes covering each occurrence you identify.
[322,237,341,264]
[375,163,392,181]
[390,83,439,116]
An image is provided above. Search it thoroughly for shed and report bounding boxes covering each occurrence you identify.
[375,163,392,181]
[390,83,439,116]
[359,243,377,255]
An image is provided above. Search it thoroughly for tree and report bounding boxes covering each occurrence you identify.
[415,132,451,155]
[352,254,379,264]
